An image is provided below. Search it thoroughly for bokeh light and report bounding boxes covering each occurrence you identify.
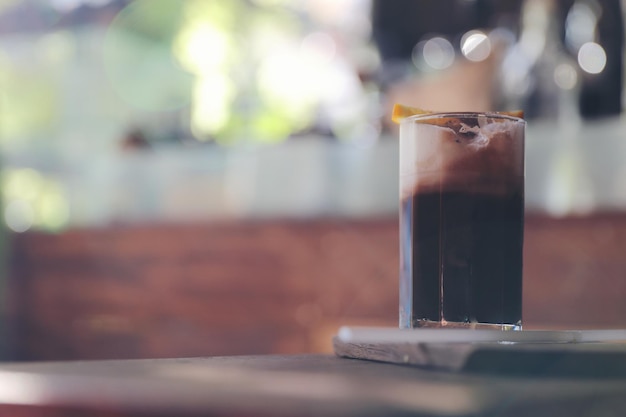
[3,169,41,202]
[256,42,319,125]
[174,21,231,74]
[461,30,491,62]
[38,185,70,229]
[5,199,34,233]
[412,36,455,71]
[190,74,235,137]
[300,32,336,65]
[422,37,455,70]
[170,0,353,144]
[577,41,606,74]
[554,62,578,90]
[565,1,599,52]
[1,169,69,232]
[2,0,376,151]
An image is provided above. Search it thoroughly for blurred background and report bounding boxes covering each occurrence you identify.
[0,0,625,360]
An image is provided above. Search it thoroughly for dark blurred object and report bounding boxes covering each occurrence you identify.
[558,0,624,118]
[372,0,522,60]
[120,129,151,152]
[371,0,522,88]
[371,0,623,118]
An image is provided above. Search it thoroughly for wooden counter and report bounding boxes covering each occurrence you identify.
[1,354,625,417]
[6,213,626,360]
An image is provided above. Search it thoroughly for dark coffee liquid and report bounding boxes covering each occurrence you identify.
[400,190,523,327]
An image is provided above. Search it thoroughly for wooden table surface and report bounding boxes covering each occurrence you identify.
[0,354,625,417]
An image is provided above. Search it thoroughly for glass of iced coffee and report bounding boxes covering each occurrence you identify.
[398,110,525,330]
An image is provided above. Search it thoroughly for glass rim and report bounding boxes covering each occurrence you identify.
[401,111,525,124]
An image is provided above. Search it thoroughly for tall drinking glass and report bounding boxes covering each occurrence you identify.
[399,112,525,330]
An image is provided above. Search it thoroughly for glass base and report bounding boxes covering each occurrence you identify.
[413,319,522,331]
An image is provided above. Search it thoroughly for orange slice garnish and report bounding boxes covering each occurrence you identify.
[391,104,430,124]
